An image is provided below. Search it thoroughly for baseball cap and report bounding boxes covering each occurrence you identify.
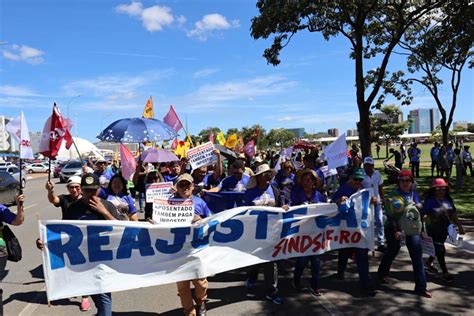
[81,173,100,190]
[352,167,365,180]
[176,173,194,185]
[363,157,375,165]
[398,169,413,180]
[96,158,107,164]
[67,176,82,187]
[252,156,263,164]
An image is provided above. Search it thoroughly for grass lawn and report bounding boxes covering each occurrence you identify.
[369,142,474,218]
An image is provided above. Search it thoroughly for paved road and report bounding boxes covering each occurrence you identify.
[2,174,473,315]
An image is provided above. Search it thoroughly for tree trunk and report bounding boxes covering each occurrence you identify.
[385,140,389,158]
[357,106,372,158]
[441,125,449,147]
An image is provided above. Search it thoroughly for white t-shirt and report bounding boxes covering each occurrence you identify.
[362,170,383,203]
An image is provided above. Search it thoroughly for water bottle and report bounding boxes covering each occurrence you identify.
[399,231,406,247]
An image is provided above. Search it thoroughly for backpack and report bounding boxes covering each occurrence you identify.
[398,202,422,236]
[1,224,22,262]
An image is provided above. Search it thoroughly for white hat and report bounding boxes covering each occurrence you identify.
[67,175,82,187]
[252,156,263,164]
[247,164,276,189]
[363,157,375,165]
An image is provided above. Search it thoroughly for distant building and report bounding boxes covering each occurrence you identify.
[408,108,439,133]
[327,128,339,137]
[347,129,359,136]
[286,128,305,139]
[373,112,403,124]
[453,121,468,130]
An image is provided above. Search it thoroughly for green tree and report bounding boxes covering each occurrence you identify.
[226,128,238,137]
[371,105,410,157]
[468,123,474,133]
[197,127,222,143]
[266,128,295,149]
[400,1,473,146]
[251,0,441,157]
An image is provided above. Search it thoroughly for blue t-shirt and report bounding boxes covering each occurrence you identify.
[394,188,421,204]
[244,185,277,207]
[409,148,422,162]
[218,174,250,192]
[106,193,137,216]
[192,196,212,218]
[95,168,115,181]
[0,204,17,224]
[290,186,327,206]
[164,174,180,184]
[331,183,358,202]
[430,147,440,161]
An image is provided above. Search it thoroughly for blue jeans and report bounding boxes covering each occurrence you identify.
[91,293,112,316]
[378,232,427,292]
[374,204,385,246]
[294,255,320,289]
[337,248,370,288]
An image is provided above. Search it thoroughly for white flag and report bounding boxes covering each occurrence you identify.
[6,112,34,159]
[323,133,348,170]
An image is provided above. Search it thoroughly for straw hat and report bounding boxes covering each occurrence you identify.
[247,164,276,189]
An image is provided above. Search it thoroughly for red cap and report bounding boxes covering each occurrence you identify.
[398,170,413,180]
[431,178,449,188]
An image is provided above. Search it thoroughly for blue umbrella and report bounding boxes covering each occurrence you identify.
[97,118,178,143]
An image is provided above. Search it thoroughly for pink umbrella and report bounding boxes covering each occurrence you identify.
[141,148,179,163]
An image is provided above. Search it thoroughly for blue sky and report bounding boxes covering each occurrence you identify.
[1,0,473,143]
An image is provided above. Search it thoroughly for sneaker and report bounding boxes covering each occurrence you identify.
[80,298,91,312]
[308,287,322,297]
[442,273,454,284]
[425,263,438,274]
[265,293,283,305]
[197,302,207,316]
[291,279,302,291]
[246,279,255,290]
[415,289,432,298]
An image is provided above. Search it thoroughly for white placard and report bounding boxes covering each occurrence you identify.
[152,198,195,227]
[186,142,217,170]
[146,182,174,203]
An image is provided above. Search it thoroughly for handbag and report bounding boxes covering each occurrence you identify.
[1,224,22,262]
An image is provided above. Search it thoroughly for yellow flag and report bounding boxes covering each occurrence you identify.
[175,140,191,158]
[216,131,226,146]
[142,96,154,118]
[225,133,238,149]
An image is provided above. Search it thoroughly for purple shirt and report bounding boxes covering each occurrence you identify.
[0,204,16,224]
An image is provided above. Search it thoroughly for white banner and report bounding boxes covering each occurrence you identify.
[146,182,174,203]
[152,198,195,227]
[39,189,374,301]
[323,133,348,170]
[185,142,216,170]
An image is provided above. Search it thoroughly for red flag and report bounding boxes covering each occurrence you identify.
[209,130,215,143]
[163,105,183,132]
[244,140,256,158]
[170,137,179,150]
[38,103,73,159]
[120,144,137,180]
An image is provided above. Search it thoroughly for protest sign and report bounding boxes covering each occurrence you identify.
[146,182,174,203]
[323,133,348,170]
[185,142,217,170]
[152,198,195,227]
[39,189,373,301]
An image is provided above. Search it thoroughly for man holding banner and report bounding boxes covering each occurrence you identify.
[170,173,212,316]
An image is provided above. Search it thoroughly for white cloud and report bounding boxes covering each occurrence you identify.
[269,112,359,125]
[187,14,239,41]
[0,85,42,97]
[2,44,45,64]
[193,68,220,78]
[116,1,174,32]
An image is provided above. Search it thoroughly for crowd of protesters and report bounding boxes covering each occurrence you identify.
[1,140,469,316]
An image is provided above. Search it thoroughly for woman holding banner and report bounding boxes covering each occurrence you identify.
[422,178,464,283]
[290,169,326,296]
[103,174,138,221]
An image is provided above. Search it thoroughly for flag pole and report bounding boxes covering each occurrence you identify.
[71,137,83,163]
[19,114,23,194]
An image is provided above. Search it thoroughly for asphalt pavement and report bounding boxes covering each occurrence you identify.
[1,174,473,315]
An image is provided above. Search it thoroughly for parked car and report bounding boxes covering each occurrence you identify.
[53,161,68,178]
[25,163,49,173]
[0,161,15,168]
[0,165,26,188]
[0,170,19,205]
[59,160,83,183]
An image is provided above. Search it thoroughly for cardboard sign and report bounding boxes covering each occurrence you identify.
[152,198,195,227]
[146,182,174,203]
[186,142,217,170]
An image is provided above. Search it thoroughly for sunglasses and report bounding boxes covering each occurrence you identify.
[435,187,447,191]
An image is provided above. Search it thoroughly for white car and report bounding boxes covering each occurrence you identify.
[0,165,26,188]
[25,163,49,173]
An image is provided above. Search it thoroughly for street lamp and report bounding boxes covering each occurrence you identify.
[67,95,81,119]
